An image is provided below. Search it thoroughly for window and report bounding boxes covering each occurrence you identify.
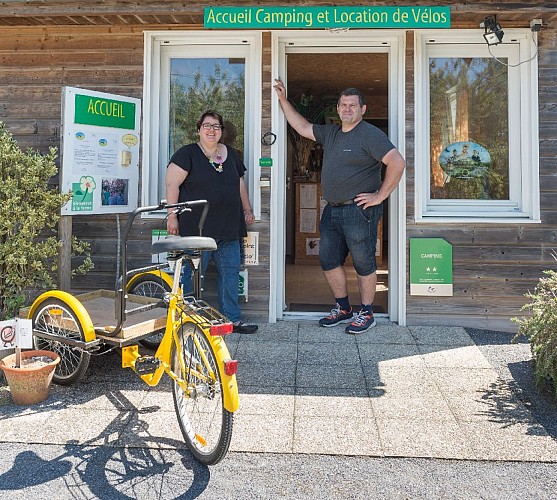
[166,57,245,160]
[415,30,539,221]
[143,32,261,215]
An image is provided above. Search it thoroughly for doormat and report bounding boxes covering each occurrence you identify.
[289,303,386,314]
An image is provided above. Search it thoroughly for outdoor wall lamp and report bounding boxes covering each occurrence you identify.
[480,15,504,46]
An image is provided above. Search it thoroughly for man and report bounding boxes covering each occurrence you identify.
[274,78,406,334]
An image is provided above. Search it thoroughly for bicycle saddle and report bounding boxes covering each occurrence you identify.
[152,235,217,254]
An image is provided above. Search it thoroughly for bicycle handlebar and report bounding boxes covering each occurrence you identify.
[131,199,209,236]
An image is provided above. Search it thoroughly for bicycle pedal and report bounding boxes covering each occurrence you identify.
[135,356,160,375]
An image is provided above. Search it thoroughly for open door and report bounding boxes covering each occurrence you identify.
[270,31,406,325]
[284,52,390,316]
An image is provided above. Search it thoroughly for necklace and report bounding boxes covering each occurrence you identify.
[198,142,223,173]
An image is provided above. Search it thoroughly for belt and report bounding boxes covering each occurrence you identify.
[328,199,354,207]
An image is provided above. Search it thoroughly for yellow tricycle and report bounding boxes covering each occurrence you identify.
[26,200,239,465]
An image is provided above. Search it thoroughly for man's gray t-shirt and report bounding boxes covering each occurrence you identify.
[313,121,395,204]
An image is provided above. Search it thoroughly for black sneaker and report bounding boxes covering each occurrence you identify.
[345,309,376,334]
[233,321,258,334]
[319,304,354,327]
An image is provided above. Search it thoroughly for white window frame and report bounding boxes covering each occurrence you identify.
[414,29,540,223]
[142,31,262,216]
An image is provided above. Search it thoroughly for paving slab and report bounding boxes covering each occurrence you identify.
[462,420,557,462]
[296,363,367,390]
[116,407,184,448]
[298,323,357,344]
[237,390,295,416]
[294,392,374,418]
[419,345,494,369]
[293,415,382,455]
[235,340,297,364]
[237,361,296,388]
[231,414,294,453]
[376,418,476,460]
[445,394,532,423]
[364,365,441,395]
[297,342,361,365]
[356,324,415,344]
[371,394,456,421]
[428,367,502,394]
[409,326,476,346]
[358,343,425,368]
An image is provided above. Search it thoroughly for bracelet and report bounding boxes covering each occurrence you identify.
[243,209,253,213]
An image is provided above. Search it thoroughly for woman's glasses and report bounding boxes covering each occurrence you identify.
[201,123,223,131]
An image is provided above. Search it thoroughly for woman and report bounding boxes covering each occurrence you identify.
[165,110,257,334]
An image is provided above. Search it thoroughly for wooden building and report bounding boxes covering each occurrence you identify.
[1,1,556,332]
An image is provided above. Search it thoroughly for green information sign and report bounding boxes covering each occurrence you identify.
[205,6,450,29]
[259,157,273,167]
[410,238,453,296]
[74,94,136,130]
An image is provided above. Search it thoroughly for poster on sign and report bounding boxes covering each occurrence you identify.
[60,87,141,215]
[242,232,259,266]
[0,319,33,351]
[152,230,169,264]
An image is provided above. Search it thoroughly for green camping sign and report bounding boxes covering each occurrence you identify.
[410,238,453,296]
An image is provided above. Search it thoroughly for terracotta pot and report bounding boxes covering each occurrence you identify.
[0,350,60,405]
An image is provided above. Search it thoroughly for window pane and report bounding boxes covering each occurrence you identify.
[429,57,509,200]
[169,58,245,158]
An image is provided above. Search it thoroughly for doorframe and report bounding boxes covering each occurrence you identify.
[269,30,407,325]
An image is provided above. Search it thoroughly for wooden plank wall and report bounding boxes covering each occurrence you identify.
[1,2,556,330]
[405,21,557,332]
[0,25,270,316]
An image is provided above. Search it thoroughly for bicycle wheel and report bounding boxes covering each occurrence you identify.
[32,298,91,385]
[172,321,233,465]
[127,273,171,349]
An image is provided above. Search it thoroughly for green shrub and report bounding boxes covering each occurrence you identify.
[0,122,93,320]
[513,266,557,397]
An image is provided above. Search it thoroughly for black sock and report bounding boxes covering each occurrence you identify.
[336,296,351,312]
[360,304,373,314]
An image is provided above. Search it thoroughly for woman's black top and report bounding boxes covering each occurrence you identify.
[169,143,247,240]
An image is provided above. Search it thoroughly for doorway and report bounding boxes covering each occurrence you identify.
[270,31,406,324]
[284,52,390,315]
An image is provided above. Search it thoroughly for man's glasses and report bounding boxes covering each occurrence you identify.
[201,123,223,131]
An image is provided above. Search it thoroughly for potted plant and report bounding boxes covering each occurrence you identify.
[513,258,557,398]
[0,342,60,405]
[0,122,93,401]
[0,121,92,321]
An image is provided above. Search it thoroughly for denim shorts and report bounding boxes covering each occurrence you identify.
[319,202,383,276]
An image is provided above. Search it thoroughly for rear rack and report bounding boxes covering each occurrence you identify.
[178,297,232,329]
